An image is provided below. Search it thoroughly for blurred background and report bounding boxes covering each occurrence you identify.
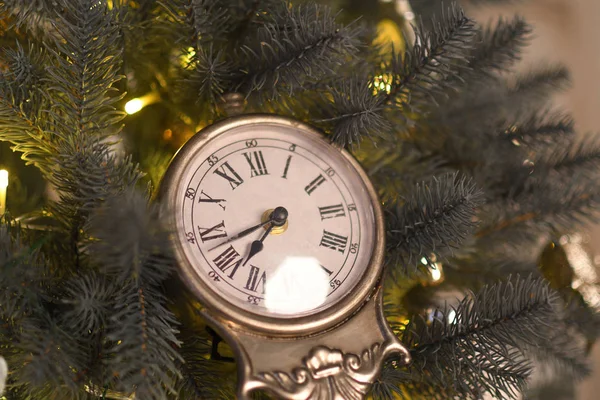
[465,1,600,398]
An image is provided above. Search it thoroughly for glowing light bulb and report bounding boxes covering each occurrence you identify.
[0,169,8,215]
[430,264,442,282]
[124,98,144,114]
[124,92,161,115]
[0,170,8,188]
[447,309,457,324]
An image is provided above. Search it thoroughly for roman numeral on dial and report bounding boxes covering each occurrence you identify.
[212,245,242,279]
[243,151,269,177]
[197,190,226,210]
[305,174,325,195]
[318,204,345,220]
[198,221,227,242]
[282,155,292,179]
[245,265,266,294]
[319,230,348,253]
[214,161,244,190]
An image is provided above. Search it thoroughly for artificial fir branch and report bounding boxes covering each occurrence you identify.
[41,0,142,233]
[394,277,587,399]
[468,16,532,73]
[0,44,53,172]
[313,75,390,148]
[386,173,484,274]
[385,5,476,112]
[510,65,570,99]
[478,177,600,241]
[238,3,362,98]
[0,0,55,35]
[1,1,599,398]
[540,136,600,178]
[501,111,574,145]
[59,272,114,334]
[11,316,86,398]
[371,363,411,400]
[182,45,234,106]
[174,326,237,399]
[88,192,182,398]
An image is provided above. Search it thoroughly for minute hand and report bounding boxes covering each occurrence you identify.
[208,219,272,251]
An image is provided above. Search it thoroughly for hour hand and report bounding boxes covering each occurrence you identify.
[243,225,273,266]
[208,219,272,251]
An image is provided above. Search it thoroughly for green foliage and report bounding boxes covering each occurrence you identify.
[468,16,532,73]
[89,192,182,399]
[313,75,390,148]
[385,173,484,274]
[385,5,476,113]
[380,277,588,399]
[0,0,598,399]
[239,3,363,98]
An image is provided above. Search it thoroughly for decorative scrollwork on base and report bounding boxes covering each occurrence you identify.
[253,342,408,400]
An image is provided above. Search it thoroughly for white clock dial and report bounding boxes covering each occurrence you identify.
[174,121,376,318]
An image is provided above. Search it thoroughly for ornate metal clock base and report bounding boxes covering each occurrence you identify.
[203,287,410,400]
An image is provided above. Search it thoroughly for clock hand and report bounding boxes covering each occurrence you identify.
[242,206,288,266]
[243,224,274,266]
[208,206,288,251]
[208,219,272,251]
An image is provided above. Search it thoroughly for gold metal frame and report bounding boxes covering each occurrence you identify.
[158,114,386,337]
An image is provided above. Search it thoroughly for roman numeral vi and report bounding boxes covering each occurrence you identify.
[245,265,267,294]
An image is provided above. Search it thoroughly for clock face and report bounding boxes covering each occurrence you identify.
[169,119,377,318]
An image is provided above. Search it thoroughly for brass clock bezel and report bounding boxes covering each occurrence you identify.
[158,114,385,337]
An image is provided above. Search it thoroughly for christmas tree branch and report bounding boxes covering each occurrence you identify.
[393,277,587,399]
[385,4,476,111]
[386,173,484,275]
[238,3,362,98]
[501,110,574,145]
[312,75,390,148]
[88,192,182,399]
[468,16,532,73]
[0,43,55,172]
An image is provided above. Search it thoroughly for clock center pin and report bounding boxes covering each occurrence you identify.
[262,206,288,235]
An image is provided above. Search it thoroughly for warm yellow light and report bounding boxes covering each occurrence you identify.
[372,74,392,95]
[180,46,197,66]
[430,264,442,282]
[374,19,405,55]
[0,170,7,188]
[447,309,457,324]
[0,170,7,215]
[125,98,144,115]
[124,92,160,115]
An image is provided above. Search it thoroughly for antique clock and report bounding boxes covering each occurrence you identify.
[159,114,410,399]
